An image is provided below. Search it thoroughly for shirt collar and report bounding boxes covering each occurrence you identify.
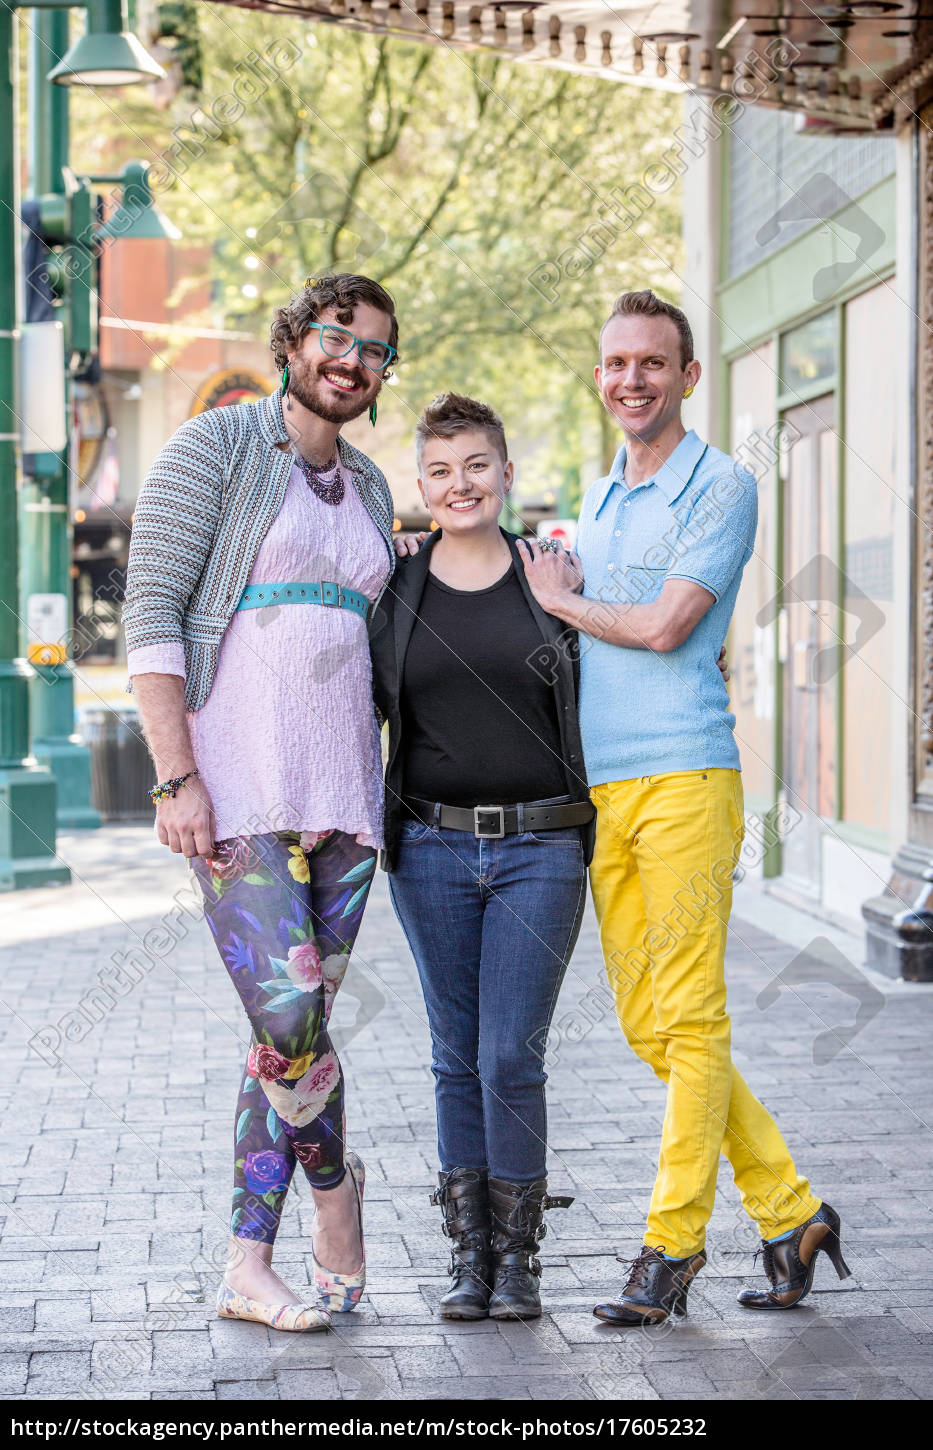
[593,430,707,516]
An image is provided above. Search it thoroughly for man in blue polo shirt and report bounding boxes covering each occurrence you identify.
[517,290,849,1325]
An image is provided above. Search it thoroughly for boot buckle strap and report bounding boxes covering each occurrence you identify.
[543,1194,574,1210]
[496,1249,540,1272]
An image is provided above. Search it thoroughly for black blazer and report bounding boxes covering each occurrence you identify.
[369,529,594,872]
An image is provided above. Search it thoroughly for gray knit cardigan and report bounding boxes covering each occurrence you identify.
[122,388,396,712]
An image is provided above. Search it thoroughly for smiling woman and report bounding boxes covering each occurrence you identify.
[414,398,514,580]
[369,391,594,1324]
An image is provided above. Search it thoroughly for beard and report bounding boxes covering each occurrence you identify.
[287,356,374,425]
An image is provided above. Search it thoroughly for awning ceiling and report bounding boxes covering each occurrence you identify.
[214,2,933,130]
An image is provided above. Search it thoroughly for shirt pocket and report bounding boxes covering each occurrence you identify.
[609,555,668,606]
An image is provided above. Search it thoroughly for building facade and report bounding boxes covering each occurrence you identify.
[681,98,906,949]
[79,3,933,976]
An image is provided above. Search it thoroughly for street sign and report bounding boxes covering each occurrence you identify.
[26,592,68,666]
[19,323,67,453]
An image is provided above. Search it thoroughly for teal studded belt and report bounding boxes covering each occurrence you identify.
[235,580,371,622]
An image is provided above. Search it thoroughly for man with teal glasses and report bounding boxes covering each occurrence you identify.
[124,275,397,1334]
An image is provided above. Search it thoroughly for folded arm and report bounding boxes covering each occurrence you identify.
[516,539,715,652]
[552,576,714,652]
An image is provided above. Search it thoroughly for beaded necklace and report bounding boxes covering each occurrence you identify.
[291,448,345,506]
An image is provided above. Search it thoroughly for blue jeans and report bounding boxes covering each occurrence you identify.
[388,820,587,1182]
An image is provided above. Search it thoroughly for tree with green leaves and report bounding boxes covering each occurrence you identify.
[70,7,684,499]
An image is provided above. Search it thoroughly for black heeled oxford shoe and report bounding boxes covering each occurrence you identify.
[738,1203,851,1310]
[593,1245,707,1326]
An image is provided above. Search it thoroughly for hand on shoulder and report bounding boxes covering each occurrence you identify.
[393,531,430,559]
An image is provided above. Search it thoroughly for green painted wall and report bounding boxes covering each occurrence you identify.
[718,174,896,353]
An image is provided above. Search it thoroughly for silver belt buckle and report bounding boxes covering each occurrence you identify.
[474,805,505,840]
[321,580,340,606]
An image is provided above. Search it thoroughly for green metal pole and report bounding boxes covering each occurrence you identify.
[21,7,100,829]
[27,7,68,194]
[0,6,69,887]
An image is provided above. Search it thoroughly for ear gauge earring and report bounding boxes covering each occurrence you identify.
[282,364,291,412]
[369,401,378,427]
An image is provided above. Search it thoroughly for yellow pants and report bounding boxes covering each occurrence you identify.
[589,769,820,1257]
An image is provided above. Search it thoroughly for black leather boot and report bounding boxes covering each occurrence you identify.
[487,1177,573,1321]
[430,1168,492,1320]
[593,1245,707,1326]
[738,1203,851,1309]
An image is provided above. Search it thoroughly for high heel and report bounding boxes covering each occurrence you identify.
[312,1150,366,1312]
[216,1281,331,1333]
[738,1202,852,1310]
[825,1230,852,1281]
[671,1283,690,1318]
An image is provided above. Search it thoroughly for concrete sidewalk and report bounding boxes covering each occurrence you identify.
[0,825,930,1401]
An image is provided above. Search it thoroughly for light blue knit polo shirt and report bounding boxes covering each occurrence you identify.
[576,429,758,787]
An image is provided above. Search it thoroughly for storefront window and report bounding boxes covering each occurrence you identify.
[779,310,837,395]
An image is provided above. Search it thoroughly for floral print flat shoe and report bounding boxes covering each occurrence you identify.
[216,1280,331,1333]
[312,1150,366,1311]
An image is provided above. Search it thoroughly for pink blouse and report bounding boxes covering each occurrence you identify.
[127,460,391,847]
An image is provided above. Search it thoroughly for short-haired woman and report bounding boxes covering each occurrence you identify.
[370,393,594,1321]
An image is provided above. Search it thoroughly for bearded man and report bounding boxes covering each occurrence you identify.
[123,274,397,1331]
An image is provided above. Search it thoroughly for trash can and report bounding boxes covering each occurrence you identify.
[83,708,154,821]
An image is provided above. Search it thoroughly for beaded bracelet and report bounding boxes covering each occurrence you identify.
[148,769,199,803]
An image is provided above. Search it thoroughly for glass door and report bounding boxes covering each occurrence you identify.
[779,394,838,890]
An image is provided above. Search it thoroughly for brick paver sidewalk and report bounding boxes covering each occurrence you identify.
[0,826,930,1401]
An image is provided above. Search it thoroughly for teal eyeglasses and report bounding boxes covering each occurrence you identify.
[307,323,396,373]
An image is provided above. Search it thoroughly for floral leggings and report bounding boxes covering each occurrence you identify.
[191,829,376,1245]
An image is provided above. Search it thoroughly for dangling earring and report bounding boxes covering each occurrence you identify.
[282,364,291,412]
[683,385,695,399]
[369,400,378,427]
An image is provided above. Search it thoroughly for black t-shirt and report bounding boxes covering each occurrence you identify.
[399,563,567,807]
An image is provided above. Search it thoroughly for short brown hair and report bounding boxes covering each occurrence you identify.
[415,392,508,470]
[269,273,399,371]
[600,289,694,370]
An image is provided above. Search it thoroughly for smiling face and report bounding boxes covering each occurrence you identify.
[418,427,513,535]
[596,312,701,449]
[286,301,392,426]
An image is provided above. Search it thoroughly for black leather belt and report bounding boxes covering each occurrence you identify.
[404,795,595,840]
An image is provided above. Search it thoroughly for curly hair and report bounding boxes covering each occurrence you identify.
[600,289,694,371]
[415,392,508,470]
[269,273,399,372]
